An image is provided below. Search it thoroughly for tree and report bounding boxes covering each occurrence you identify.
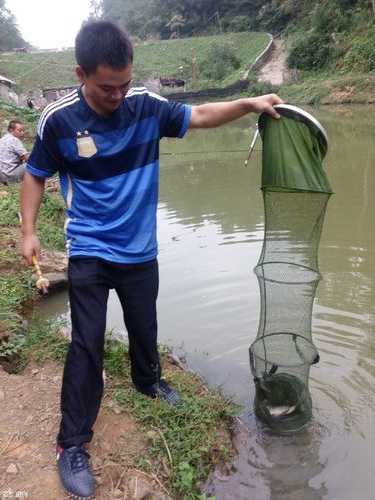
[89,0,103,20]
[166,14,186,38]
[0,0,28,51]
[90,0,262,38]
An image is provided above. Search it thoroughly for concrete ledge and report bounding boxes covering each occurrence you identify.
[249,33,274,73]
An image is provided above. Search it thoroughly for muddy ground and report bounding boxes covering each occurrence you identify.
[0,360,173,499]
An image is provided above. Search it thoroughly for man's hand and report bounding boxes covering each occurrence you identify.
[247,94,284,119]
[22,233,41,265]
[189,93,284,129]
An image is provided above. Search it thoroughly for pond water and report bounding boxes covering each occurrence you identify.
[39,105,375,500]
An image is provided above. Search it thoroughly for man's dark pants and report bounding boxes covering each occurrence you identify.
[57,257,160,448]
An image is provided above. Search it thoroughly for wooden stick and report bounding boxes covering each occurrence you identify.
[32,255,49,295]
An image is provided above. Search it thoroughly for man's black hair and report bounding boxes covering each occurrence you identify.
[8,120,23,131]
[75,21,133,75]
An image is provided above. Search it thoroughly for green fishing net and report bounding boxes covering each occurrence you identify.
[249,105,332,434]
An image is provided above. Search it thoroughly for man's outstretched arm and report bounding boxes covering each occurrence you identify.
[189,94,283,129]
[21,172,45,264]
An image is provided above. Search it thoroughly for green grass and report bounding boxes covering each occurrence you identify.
[104,338,238,499]
[37,189,66,250]
[133,32,269,89]
[0,32,269,93]
[0,187,38,333]
[0,183,66,250]
[0,50,77,94]
[22,316,69,363]
[0,271,34,371]
[279,72,375,105]
[0,183,65,361]
[0,314,69,374]
[0,272,34,311]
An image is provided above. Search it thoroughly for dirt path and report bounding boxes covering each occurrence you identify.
[258,39,290,86]
[0,362,170,499]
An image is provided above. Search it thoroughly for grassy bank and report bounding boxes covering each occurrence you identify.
[0,138,236,497]
[0,31,269,94]
[278,73,375,106]
[0,182,65,369]
[239,70,375,107]
[269,2,375,106]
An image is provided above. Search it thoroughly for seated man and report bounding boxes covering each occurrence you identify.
[0,120,29,184]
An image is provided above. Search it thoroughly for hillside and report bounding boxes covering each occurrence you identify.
[0,31,269,94]
[85,0,375,76]
[281,1,375,75]
[244,0,375,105]
[2,0,375,103]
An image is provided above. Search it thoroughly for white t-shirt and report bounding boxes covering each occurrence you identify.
[0,132,27,176]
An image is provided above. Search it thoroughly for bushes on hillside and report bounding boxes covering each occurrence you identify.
[343,26,375,72]
[201,44,241,81]
[311,0,350,35]
[224,15,251,33]
[255,1,299,33]
[287,32,332,71]
[286,0,375,73]
[287,0,358,71]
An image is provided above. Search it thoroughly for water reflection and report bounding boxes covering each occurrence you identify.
[37,106,375,499]
[160,123,262,236]
[205,414,327,500]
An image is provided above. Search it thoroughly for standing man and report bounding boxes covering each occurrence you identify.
[0,120,29,183]
[21,21,283,499]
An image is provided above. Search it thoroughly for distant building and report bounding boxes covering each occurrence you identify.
[0,74,16,89]
[13,47,28,53]
[42,84,78,104]
[0,74,18,105]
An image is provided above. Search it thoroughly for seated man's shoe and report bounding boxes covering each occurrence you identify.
[56,444,96,499]
[135,379,181,406]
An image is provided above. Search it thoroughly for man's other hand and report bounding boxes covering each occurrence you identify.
[248,94,284,119]
[22,233,41,265]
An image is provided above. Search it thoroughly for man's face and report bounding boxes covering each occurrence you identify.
[11,123,25,139]
[76,64,133,116]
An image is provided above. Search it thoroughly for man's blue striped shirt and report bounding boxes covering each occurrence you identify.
[27,87,192,263]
